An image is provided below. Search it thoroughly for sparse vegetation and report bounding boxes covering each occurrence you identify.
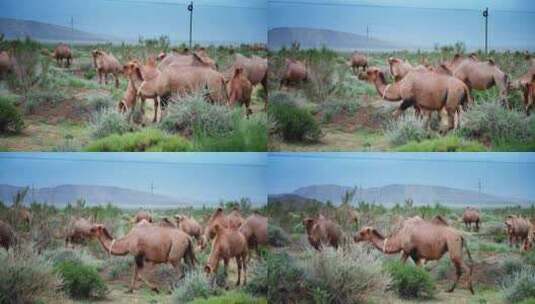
[84,128,192,152]
[0,95,24,134]
[55,260,108,299]
[385,261,435,299]
[502,267,535,303]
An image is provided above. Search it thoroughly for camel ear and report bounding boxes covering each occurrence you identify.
[193,52,207,64]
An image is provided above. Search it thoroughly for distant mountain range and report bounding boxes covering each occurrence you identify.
[0,18,118,43]
[268,27,400,51]
[0,184,189,208]
[274,184,529,207]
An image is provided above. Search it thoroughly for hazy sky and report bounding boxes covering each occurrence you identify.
[268,0,535,50]
[0,0,267,43]
[268,153,535,201]
[0,153,267,204]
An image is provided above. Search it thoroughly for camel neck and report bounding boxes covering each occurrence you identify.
[369,233,401,254]
[373,76,401,101]
[97,233,129,256]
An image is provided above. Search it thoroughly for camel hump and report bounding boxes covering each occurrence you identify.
[431,215,449,226]
[487,58,495,65]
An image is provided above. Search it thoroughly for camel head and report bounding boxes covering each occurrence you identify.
[353,226,382,243]
[89,224,113,239]
[123,60,143,81]
[174,214,185,224]
[303,217,318,234]
[365,67,384,83]
[91,49,103,67]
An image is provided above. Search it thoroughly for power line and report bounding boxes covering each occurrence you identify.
[100,0,267,10]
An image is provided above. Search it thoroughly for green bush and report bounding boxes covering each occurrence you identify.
[385,115,433,146]
[90,108,133,139]
[189,291,267,304]
[245,260,269,297]
[502,267,535,303]
[84,128,192,152]
[0,96,24,134]
[267,224,290,247]
[24,90,66,114]
[55,261,108,299]
[264,252,305,304]
[172,269,221,303]
[395,135,487,152]
[301,246,391,304]
[85,94,114,112]
[0,246,63,304]
[269,92,321,142]
[385,260,435,299]
[319,99,361,123]
[106,256,131,279]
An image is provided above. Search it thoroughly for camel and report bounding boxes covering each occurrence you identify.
[462,207,481,231]
[239,212,268,258]
[354,218,474,294]
[204,223,248,287]
[91,50,122,88]
[280,58,307,88]
[388,57,419,81]
[227,53,268,110]
[0,220,17,250]
[121,60,150,122]
[348,52,368,74]
[10,206,32,226]
[89,223,196,293]
[202,207,245,250]
[157,50,217,70]
[0,51,12,78]
[365,67,471,132]
[512,66,535,115]
[64,217,94,248]
[303,215,343,251]
[226,67,253,116]
[133,210,153,224]
[505,215,532,248]
[134,57,228,122]
[174,215,203,243]
[52,43,72,67]
[228,208,246,228]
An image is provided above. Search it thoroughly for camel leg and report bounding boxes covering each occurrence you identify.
[98,70,102,84]
[115,73,119,88]
[242,252,247,285]
[223,258,230,288]
[104,73,109,85]
[261,76,268,111]
[400,252,409,263]
[137,268,159,293]
[154,97,160,123]
[128,263,140,293]
[236,256,242,286]
[446,258,463,293]
[171,260,184,280]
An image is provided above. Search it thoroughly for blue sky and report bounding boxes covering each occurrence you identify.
[267,153,535,201]
[268,0,535,50]
[0,153,267,204]
[0,0,267,43]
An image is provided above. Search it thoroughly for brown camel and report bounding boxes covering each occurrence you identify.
[121,60,150,122]
[52,43,72,67]
[348,52,368,74]
[202,207,245,250]
[64,217,94,248]
[0,220,17,250]
[226,67,253,116]
[354,218,474,294]
[90,223,196,293]
[239,212,268,258]
[512,68,535,115]
[365,67,471,132]
[0,51,13,78]
[227,53,268,110]
[133,210,153,223]
[462,207,481,231]
[174,214,203,242]
[91,50,122,88]
[303,215,343,251]
[204,223,248,287]
[157,50,217,70]
[280,58,307,88]
[228,208,246,228]
[505,215,532,248]
[388,57,418,81]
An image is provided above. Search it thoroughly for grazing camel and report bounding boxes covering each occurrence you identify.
[365,67,471,132]
[64,217,94,248]
[226,67,253,116]
[505,215,532,248]
[52,43,72,67]
[133,210,153,224]
[239,212,268,258]
[204,224,248,287]
[202,207,245,250]
[462,207,481,231]
[303,215,343,251]
[174,215,203,243]
[348,52,368,74]
[91,50,122,88]
[228,53,268,110]
[512,62,535,115]
[0,220,17,250]
[354,218,474,294]
[121,60,150,122]
[89,223,196,293]
[280,58,307,88]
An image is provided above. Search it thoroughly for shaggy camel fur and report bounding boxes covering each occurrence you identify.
[512,70,535,115]
[366,67,471,132]
[53,43,72,67]
[121,60,150,122]
[91,50,122,88]
[226,67,253,116]
[303,215,343,251]
[462,207,481,231]
[0,220,17,250]
[505,215,532,248]
[348,52,368,74]
[202,208,245,250]
[174,215,203,242]
[354,218,474,294]
[239,212,268,258]
[280,58,307,88]
[228,53,268,110]
[157,50,217,70]
[204,224,248,287]
[90,224,196,293]
[133,210,153,224]
[65,217,93,248]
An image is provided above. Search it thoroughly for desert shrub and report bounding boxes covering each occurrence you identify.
[83,68,96,80]
[503,256,524,277]
[385,115,433,146]
[385,260,435,299]
[267,224,290,247]
[0,96,24,134]
[459,102,533,147]
[502,266,535,303]
[262,252,305,303]
[172,269,221,303]
[524,251,535,266]
[89,108,134,139]
[23,89,66,114]
[159,94,235,137]
[106,256,132,279]
[319,99,361,123]
[301,246,391,304]
[43,248,104,271]
[189,291,267,304]
[55,260,108,299]
[85,94,114,112]
[245,259,269,297]
[0,246,63,304]
[6,37,43,95]
[269,92,321,142]
[84,128,192,152]
[394,135,487,152]
[483,222,508,243]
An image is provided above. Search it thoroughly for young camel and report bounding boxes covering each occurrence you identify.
[226,67,253,116]
[202,207,245,250]
[365,67,471,132]
[303,215,343,251]
[505,215,532,248]
[174,214,203,243]
[91,50,122,88]
[354,218,474,294]
[204,224,248,287]
[89,224,196,293]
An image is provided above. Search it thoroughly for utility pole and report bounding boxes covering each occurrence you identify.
[478,178,482,201]
[366,25,369,41]
[483,7,488,54]
[187,1,193,49]
[70,16,74,32]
